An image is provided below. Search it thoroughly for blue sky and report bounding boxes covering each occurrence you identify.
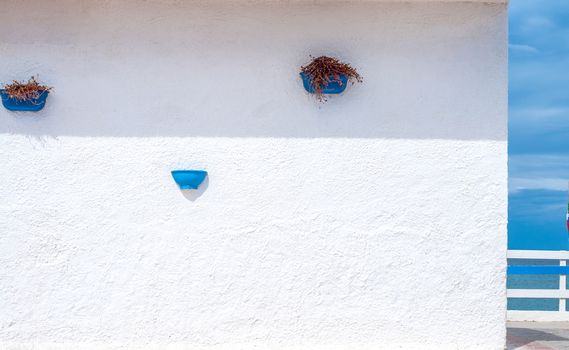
[509,0,569,250]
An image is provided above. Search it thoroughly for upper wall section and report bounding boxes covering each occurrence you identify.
[0,1,507,140]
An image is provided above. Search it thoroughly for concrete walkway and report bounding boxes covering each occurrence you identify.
[508,322,569,350]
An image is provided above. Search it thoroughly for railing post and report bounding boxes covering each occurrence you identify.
[560,259,567,312]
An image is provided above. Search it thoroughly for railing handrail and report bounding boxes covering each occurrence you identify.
[507,249,569,259]
[508,266,569,275]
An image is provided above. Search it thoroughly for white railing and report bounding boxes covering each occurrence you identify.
[507,250,569,322]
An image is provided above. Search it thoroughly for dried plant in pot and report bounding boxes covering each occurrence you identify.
[1,77,52,112]
[300,56,362,101]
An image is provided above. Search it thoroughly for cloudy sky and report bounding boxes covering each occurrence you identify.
[509,0,569,249]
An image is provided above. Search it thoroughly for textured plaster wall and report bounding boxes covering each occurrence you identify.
[0,1,507,349]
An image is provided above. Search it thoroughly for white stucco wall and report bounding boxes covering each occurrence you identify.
[0,1,507,349]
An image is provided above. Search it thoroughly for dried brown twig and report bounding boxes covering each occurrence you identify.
[3,76,51,101]
[301,56,362,101]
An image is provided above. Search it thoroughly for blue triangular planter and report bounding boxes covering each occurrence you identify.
[0,89,49,112]
[171,170,208,190]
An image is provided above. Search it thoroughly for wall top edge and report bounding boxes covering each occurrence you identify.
[121,0,508,3]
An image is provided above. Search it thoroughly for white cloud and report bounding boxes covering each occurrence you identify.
[510,154,569,178]
[510,106,569,120]
[509,44,539,54]
[525,16,555,29]
[510,177,568,193]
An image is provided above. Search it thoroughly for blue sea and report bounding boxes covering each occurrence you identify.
[507,259,568,311]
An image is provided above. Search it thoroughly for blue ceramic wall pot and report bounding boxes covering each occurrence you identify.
[300,72,349,94]
[171,170,208,190]
[0,90,49,112]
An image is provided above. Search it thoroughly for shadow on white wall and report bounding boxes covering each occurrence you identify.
[0,1,506,141]
[180,176,209,201]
